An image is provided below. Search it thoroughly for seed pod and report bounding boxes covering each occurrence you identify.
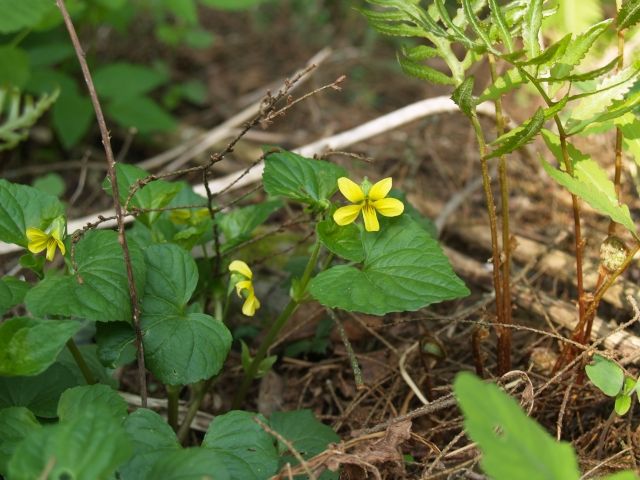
[599,236,628,273]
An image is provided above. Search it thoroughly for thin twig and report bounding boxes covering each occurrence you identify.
[56,0,147,407]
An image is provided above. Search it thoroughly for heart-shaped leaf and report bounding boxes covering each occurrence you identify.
[309,216,469,315]
[57,384,128,422]
[146,448,230,480]
[141,244,232,385]
[0,317,81,376]
[26,230,146,322]
[316,218,364,262]
[203,410,279,480]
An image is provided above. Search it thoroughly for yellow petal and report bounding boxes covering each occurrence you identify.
[362,204,380,232]
[333,204,362,226]
[235,280,253,297]
[56,237,66,256]
[337,177,364,203]
[368,177,392,201]
[229,260,253,279]
[373,197,404,217]
[46,238,57,261]
[26,228,48,253]
[242,291,260,316]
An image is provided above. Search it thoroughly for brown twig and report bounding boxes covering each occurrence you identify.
[56,0,147,407]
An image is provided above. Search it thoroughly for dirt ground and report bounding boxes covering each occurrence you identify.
[3,2,640,478]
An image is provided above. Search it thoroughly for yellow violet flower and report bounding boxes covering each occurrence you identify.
[333,177,404,232]
[229,260,261,317]
[26,223,66,262]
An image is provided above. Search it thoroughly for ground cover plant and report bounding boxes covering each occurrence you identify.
[2,0,640,478]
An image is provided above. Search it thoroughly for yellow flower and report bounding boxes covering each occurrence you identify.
[229,260,261,317]
[26,227,66,262]
[333,177,404,232]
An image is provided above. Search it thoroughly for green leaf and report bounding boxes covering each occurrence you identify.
[141,244,232,385]
[103,163,183,225]
[519,34,571,67]
[541,130,637,234]
[546,0,603,37]
[107,96,176,134]
[32,173,65,198]
[317,218,364,262]
[0,179,65,247]
[119,408,180,479]
[240,340,277,379]
[487,107,545,159]
[489,0,514,52]
[615,393,632,415]
[0,362,80,417]
[522,0,543,58]
[0,407,40,476]
[26,230,147,322]
[567,89,640,136]
[585,354,624,396]
[0,47,29,88]
[8,405,132,480]
[462,0,492,49]
[602,472,640,480]
[218,199,282,251]
[164,0,198,24]
[454,372,581,480]
[397,52,455,85]
[200,0,265,10]
[262,150,347,207]
[0,0,53,33]
[0,317,81,376]
[203,410,279,480]
[309,216,469,315]
[618,0,640,30]
[401,45,439,61]
[52,87,93,149]
[146,447,230,480]
[0,87,59,151]
[94,62,169,100]
[360,7,426,37]
[96,321,136,368]
[451,76,475,118]
[479,68,526,103]
[57,384,127,422]
[270,409,339,465]
[57,344,118,388]
[0,276,29,315]
[434,0,476,49]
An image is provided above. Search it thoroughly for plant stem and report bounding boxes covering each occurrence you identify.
[469,110,507,374]
[177,378,215,443]
[56,0,147,407]
[610,13,626,236]
[66,339,96,385]
[488,53,513,373]
[231,239,322,409]
[167,385,180,431]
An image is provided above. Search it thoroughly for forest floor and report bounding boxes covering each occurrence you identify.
[3,2,640,478]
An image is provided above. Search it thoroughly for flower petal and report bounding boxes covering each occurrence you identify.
[337,177,365,203]
[362,204,380,232]
[333,204,362,226]
[56,237,66,256]
[373,197,404,217]
[26,228,48,254]
[46,238,57,261]
[368,177,392,201]
[229,260,253,279]
[242,291,260,316]
[235,280,253,297]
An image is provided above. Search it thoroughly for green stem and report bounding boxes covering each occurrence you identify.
[177,379,209,443]
[66,339,96,385]
[167,385,181,431]
[231,239,322,409]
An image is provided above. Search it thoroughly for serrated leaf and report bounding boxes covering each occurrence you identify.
[96,321,136,369]
[370,0,448,38]
[545,56,619,83]
[25,230,147,322]
[435,0,476,48]
[57,384,128,423]
[118,408,180,480]
[461,0,492,49]
[0,362,80,417]
[203,410,279,480]
[218,199,282,252]
[585,354,624,396]
[0,317,81,377]
[522,0,543,58]
[479,68,526,102]
[618,0,640,30]
[567,89,640,136]
[0,179,65,247]
[487,107,545,159]
[262,151,347,207]
[541,130,637,234]
[401,44,439,61]
[397,51,455,85]
[0,407,40,476]
[0,276,29,316]
[454,372,580,480]
[146,448,230,480]
[489,0,514,52]
[451,76,475,117]
[8,406,132,480]
[141,244,232,385]
[309,216,469,315]
[519,33,571,67]
[317,218,364,262]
